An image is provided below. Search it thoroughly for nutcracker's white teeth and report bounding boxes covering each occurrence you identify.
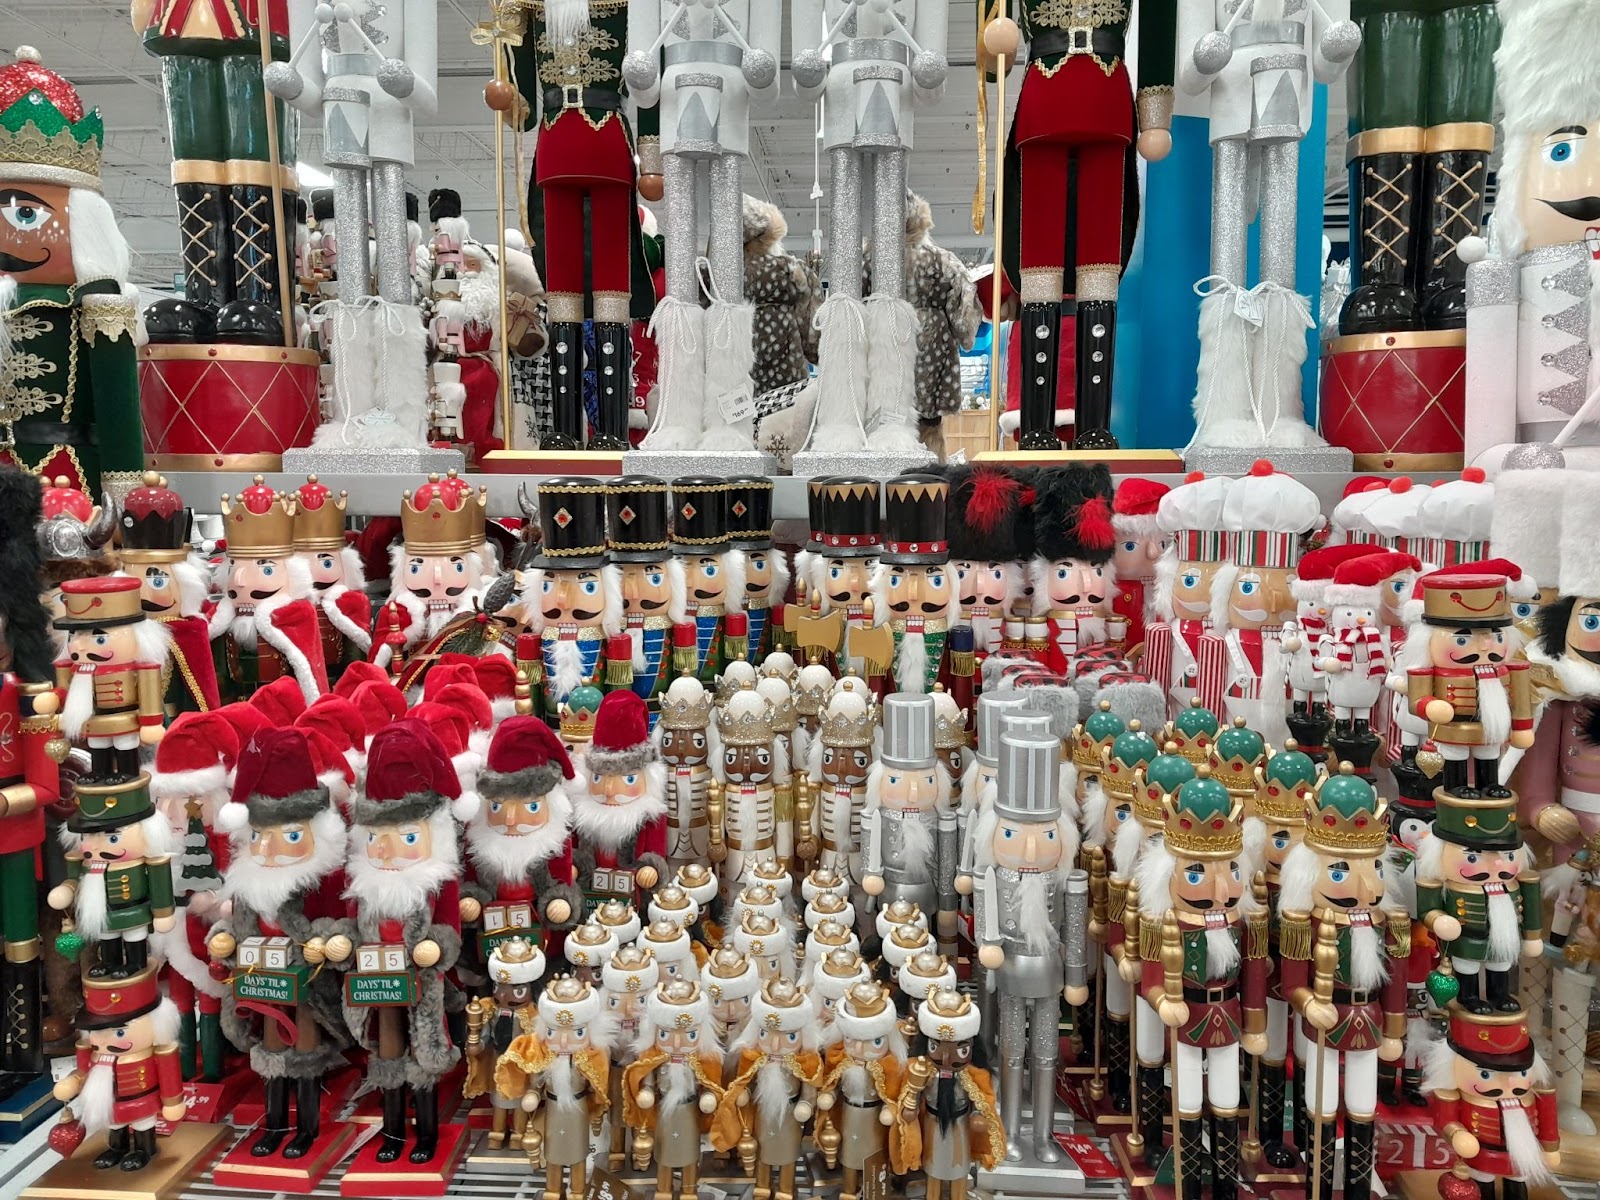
[1587,227,1600,259]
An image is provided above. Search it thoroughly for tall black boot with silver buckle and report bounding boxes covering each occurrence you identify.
[588,322,631,450]
[1018,302,1061,451]
[1073,300,1119,450]
[544,322,585,450]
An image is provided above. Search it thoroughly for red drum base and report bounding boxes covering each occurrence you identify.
[1320,331,1466,471]
[140,344,321,471]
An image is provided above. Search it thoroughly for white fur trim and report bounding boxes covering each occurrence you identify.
[342,809,461,918]
[322,583,372,653]
[1324,582,1383,607]
[217,801,251,834]
[151,764,227,802]
[152,921,228,1000]
[571,767,669,849]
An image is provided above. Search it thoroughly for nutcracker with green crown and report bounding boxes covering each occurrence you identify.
[0,49,143,498]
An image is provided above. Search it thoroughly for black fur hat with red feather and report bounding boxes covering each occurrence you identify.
[946,463,1030,563]
[1034,464,1117,566]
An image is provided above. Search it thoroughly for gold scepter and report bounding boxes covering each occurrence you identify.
[1123,875,1143,1158]
[1242,874,1269,1166]
[1307,914,1340,1200]
[980,9,1021,454]
[1161,912,1185,1196]
[1087,846,1109,1102]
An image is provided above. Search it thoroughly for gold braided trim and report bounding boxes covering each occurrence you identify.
[1279,913,1311,961]
[1139,920,1161,963]
[20,716,55,734]
[1136,85,1173,132]
[1387,912,1411,958]
[1350,127,1426,157]
[0,125,100,191]
[1247,911,1269,960]
[547,291,584,323]
[1424,122,1495,154]
[78,294,138,346]
[1107,879,1126,923]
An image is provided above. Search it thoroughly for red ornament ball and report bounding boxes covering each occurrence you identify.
[48,1115,85,1158]
[1438,1168,1478,1200]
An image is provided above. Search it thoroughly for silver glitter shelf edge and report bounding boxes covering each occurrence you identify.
[1182,445,1355,475]
[282,445,468,476]
[790,449,940,480]
[622,448,782,478]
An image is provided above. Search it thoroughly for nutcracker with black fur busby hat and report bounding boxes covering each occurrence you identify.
[1032,463,1121,675]
[0,49,144,498]
[871,474,956,695]
[607,476,684,726]
[293,475,370,683]
[947,463,1028,669]
[671,477,747,688]
[727,476,788,662]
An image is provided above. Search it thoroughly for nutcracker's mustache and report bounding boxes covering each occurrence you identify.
[1541,195,1600,220]
[314,579,335,590]
[75,650,113,663]
[417,584,467,599]
[692,588,720,600]
[1061,593,1104,606]
[1449,651,1503,664]
[889,600,948,613]
[1474,1085,1529,1097]
[0,249,48,272]
[637,596,667,610]
[545,604,601,620]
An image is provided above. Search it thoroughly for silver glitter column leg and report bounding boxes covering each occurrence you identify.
[1030,997,1062,1159]
[1211,140,1250,285]
[370,160,411,304]
[871,148,907,300]
[707,153,745,303]
[663,154,699,304]
[828,147,863,300]
[331,165,372,303]
[998,993,1027,1160]
[1258,139,1300,289]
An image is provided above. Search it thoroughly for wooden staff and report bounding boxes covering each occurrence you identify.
[980,13,1021,453]
[1308,915,1340,1200]
[257,5,294,347]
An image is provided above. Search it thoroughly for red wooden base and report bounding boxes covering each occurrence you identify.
[233,1065,361,1128]
[214,1120,358,1194]
[339,1122,468,1197]
[182,1071,255,1124]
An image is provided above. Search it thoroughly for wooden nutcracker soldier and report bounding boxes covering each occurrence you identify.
[1147,473,1233,718]
[321,719,471,1167]
[1319,550,1424,766]
[53,577,170,783]
[622,979,728,1200]
[806,677,877,884]
[1405,567,1535,800]
[708,683,780,903]
[982,0,1174,451]
[607,476,683,724]
[870,474,955,695]
[1143,772,1268,1200]
[209,477,329,703]
[1276,764,1409,1200]
[897,986,1005,1199]
[464,936,546,1151]
[728,477,788,663]
[803,478,888,685]
[671,476,746,687]
[813,980,908,1192]
[573,690,669,909]
[1425,1006,1561,1200]
[598,940,658,1170]
[0,49,144,498]
[1112,478,1171,660]
[947,464,1028,671]
[293,476,370,683]
[656,675,714,871]
[955,691,1031,895]
[704,943,760,1053]
[207,727,352,1163]
[1032,464,1122,674]
[755,671,804,867]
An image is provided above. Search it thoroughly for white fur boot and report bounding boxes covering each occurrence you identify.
[806,294,870,453]
[1553,967,1597,1134]
[864,295,924,453]
[314,301,372,445]
[702,299,758,451]
[641,297,705,451]
[1253,283,1325,448]
[361,301,432,447]
[1188,285,1266,449]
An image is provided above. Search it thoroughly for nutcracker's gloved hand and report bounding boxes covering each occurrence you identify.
[263,61,305,102]
[623,50,660,93]
[1191,31,1232,76]
[742,48,778,91]
[791,48,827,93]
[1318,20,1361,64]
[378,57,418,99]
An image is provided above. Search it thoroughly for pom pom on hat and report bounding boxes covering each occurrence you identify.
[151,710,240,801]
[332,660,389,699]
[252,676,308,726]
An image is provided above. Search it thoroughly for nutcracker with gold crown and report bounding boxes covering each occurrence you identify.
[728,477,788,663]
[607,476,683,725]
[117,472,222,717]
[1142,771,1268,1200]
[1276,764,1409,1200]
[465,936,546,1151]
[0,49,143,498]
[656,675,714,871]
[292,476,370,683]
[813,979,909,1191]
[622,979,728,1198]
[871,474,955,696]
[573,690,669,910]
[806,678,877,886]
[494,974,612,1199]
[209,477,328,703]
[708,682,779,904]
[1147,473,1234,719]
[898,985,1005,1199]
[519,476,619,728]
[599,939,658,1170]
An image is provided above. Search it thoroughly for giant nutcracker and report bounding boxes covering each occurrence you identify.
[871,474,956,694]
[790,0,949,458]
[0,50,144,497]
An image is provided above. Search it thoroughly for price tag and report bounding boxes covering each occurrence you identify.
[717,387,755,424]
[1055,1132,1121,1178]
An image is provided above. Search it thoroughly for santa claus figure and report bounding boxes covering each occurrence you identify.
[573,691,669,909]
[1111,478,1171,660]
[209,477,329,704]
[293,476,370,683]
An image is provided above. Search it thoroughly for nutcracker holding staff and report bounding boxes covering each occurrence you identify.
[463,936,546,1151]
[898,986,1006,1198]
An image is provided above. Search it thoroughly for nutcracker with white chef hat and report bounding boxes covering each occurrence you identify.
[1328,476,1390,546]
[1362,477,1431,562]
[1149,473,1235,718]
[1417,468,1495,570]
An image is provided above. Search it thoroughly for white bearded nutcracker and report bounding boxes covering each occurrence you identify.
[265,0,438,448]
[790,0,950,461]
[1319,551,1422,750]
[293,476,371,683]
[1147,472,1234,718]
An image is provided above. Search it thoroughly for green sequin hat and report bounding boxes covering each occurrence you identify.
[0,48,103,191]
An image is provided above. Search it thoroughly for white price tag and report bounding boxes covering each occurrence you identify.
[717,387,755,424]
[1233,286,1265,327]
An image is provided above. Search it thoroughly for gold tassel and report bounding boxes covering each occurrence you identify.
[1279,912,1312,961]
[1139,918,1162,963]
[1107,878,1127,924]
[1387,911,1412,959]
[1247,911,1269,960]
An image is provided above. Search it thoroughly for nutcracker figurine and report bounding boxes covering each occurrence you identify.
[790,0,949,458]
[53,577,169,782]
[708,683,780,901]
[900,986,1005,1198]
[755,671,803,866]
[656,675,715,870]
[621,979,728,1199]
[1178,0,1359,452]
[1425,1006,1560,1200]
[207,727,352,1162]
[1281,543,1380,757]
[971,727,1087,1161]
[265,0,438,448]
[804,478,889,684]
[671,477,746,687]
[1404,568,1535,800]
[814,980,909,1187]
[293,476,370,682]
[984,0,1173,451]
[947,464,1028,668]
[733,909,795,983]
[871,474,955,695]
[1032,464,1122,674]
[1276,764,1409,1200]
[521,477,619,725]
[806,678,877,882]
[1320,551,1422,756]
[1147,473,1233,717]
[209,477,329,703]
[627,0,780,454]
[464,936,546,1150]
[1111,477,1172,660]
[728,477,789,662]
[0,49,144,496]
[573,691,669,907]
[493,975,612,1200]
[955,691,1032,894]
[607,476,684,722]
[321,719,470,1167]
[704,943,761,1053]
[1142,772,1267,1200]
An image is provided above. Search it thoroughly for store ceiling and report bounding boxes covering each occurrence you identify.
[8,0,1350,290]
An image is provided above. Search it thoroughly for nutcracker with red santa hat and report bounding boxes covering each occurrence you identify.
[1031,463,1121,675]
[1111,478,1171,661]
[208,476,328,704]
[206,727,355,1176]
[573,691,669,911]
[118,472,221,718]
[319,719,473,1172]
[1320,552,1422,773]
[293,476,370,682]
[1147,473,1234,718]
[947,464,1028,672]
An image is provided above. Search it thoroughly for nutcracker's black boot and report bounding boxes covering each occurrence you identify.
[115,746,142,781]
[544,322,585,450]
[89,745,114,781]
[121,1126,157,1172]
[1178,1115,1205,1200]
[1479,755,1514,800]
[1402,1064,1428,1107]
[1138,1064,1165,1167]
[120,937,148,977]
[0,957,43,1078]
[587,323,631,450]
[374,1086,408,1163]
[1073,300,1119,450]
[1017,302,1062,451]
[1314,1117,1337,1200]
[251,1076,291,1156]
[214,182,287,346]
[1258,1061,1298,1169]
[1340,149,1423,335]
[1211,1108,1239,1200]
[1105,1015,1131,1113]
[1502,1179,1529,1200]
[1390,743,1429,802]
[1380,1056,1402,1106]
[283,1075,323,1159]
[146,180,227,344]
[1345,1115,1377,1200]
[1478,1182,1499,1200]
[94,1125,130,1169]
[1457,969,1493,1015]
[1419,147,1491,329]
[1292,1065,1309,1150]
[1487,968,1522,1014]
[1443,756,1476,799]
[89,939,123,980]
[409,1086,439,1163]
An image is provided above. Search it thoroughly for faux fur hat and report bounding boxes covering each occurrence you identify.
[897,949,957,1000]
[918,986,981,1043]
[353,717,470,826]
[218,726,332,833]
[488,937,547,987]
[835,980,900,1040]
[151,710,239,803]
[539,975,604,1028]
[1035,463,1117,565]
[904,190,933,243]
[946,463,1031,563]
[748,977,814,1034]
[587,691,657,776]
[742,194,786,247]
[566,920,621,969]
[482,715,574,800]
[601,943,659,996]
[1113,478,1170,540]
[1490,469,1565,595]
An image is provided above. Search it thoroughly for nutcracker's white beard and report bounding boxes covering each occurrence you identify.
[343,811,460,918]
[660,1060,696,1117]
[1076,615,1107,647]
[1478,674,1511,748]
[1114,813,1148,881]
[1487,890,1522,964]
[895,631,928,693]
[77,1062,116,1136]
[970,611,997,653]
[841,1063,872,1104]
[548,1055,583,1112]
[1015,872,1059,953]
[628,625,646,671]
[548,638,586,704]
[60,670,95,741]
[224,808,346,916]
[1206,927,1240,979]
[546,0,591,43]
[1501,1100,1554,1185]
[753,1060,794,1127]
[1349,922,1390,992]
[466,798,571,883]
[74,870,110,941]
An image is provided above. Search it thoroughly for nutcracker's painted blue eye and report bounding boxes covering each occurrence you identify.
[528,800,541,813]
[648,572,663,587]
[1547,140,1575,163]
[890,574,903,589]
[582,581,599,595]
[1583,615,1600,632]
[451,559,466,575]
[1181,573,1200,589]
[1238,580,1258,596]
[930,573,945,589]
[1003,828,1015,839]
[403,832,419,846]
[1045,828,1055,840]
[1480,1069,1492,1080]
[1123,542,1138,552]
[888,775,898,785]
[1329,868,1347,883]
[262,564,274,576]
[1514,603,1534,619]
[686,1028,698,1040]
[1,200,52,231]
[1273,831,1290,849]
[625,774,638,785]
[1465,852,1479,863]
[1057,568,1069,580]
[149,575,168,589]
[830,567,842,580]
[321,556,335,570]
[542,578,553,593]
[1231,862,1242,881]
[367,832,377,844]
[704,565,718,578]
[574,1026,585,1038]
[286,830,303,844]
[1186,868,1203,885]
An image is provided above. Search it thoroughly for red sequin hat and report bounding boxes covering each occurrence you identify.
[0,47,103,190]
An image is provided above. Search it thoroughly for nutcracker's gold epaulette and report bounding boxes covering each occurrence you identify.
[1279,911,1312,961]
[1139,919,1161,963]
[1107,879,1127,924]
[518,657,544,686]
[1387,911,1411,959]
[1247,910,1269,959]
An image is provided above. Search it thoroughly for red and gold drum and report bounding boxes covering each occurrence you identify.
[140,344,320,471]
[1321,330,1465,471]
